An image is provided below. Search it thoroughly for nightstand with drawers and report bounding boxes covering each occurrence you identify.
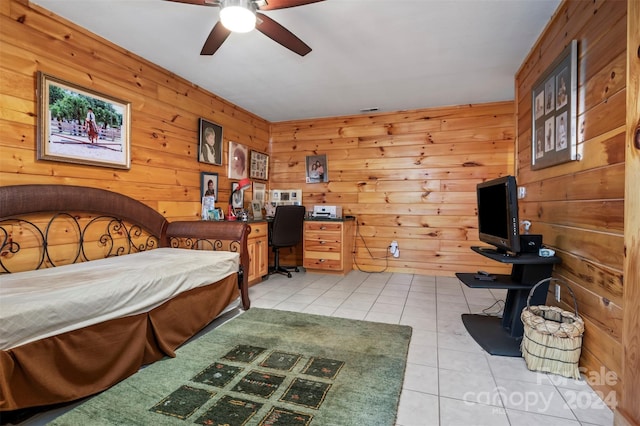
[303,217,355,274]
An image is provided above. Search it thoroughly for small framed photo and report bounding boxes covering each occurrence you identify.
[231,182,244,209]
[198,118,223,165]
[228,141,248,180]
[251,201,263,220]
[37,72,131,169]
[249,150,269,180]
[200,172,218,200]
[253,182,266,203]
[305,154,328,183]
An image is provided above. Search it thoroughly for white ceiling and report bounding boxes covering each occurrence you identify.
[32,0,560,122]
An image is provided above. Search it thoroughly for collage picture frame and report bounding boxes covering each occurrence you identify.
[249,150,269,180]
[531,40,578,170]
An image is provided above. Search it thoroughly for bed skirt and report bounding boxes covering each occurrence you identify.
[0,274,239,412]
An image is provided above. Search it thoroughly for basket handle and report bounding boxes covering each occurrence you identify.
[526,277,580,317]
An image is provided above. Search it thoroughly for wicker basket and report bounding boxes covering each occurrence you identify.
[520,278,585,379]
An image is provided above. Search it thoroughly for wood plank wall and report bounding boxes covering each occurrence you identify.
[620,1,640,425]
[270,102,516,276]
[515,0,626,409]
[0,0,269,219]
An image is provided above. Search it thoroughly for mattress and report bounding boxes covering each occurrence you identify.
[0,248,239,350]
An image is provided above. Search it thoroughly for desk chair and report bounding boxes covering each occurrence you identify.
[269,205,305,278]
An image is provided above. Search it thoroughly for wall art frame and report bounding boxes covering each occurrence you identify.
[252,182,266,204]
[531,40,578,170]
[200,172,219,200]
[198,118,223,166]
[305,154,328,183]
[249,150,269,180]
[228,141,248,180]
[37,72,131,169]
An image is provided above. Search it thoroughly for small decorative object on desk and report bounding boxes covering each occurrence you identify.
[201,196,216,221]
[251,201,263,220]
[521,277,584,379]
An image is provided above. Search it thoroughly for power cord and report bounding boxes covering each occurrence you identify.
[482,299,505,317]
[352,219,391,273]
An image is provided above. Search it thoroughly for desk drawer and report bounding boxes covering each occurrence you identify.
[305,222,343,232]
[249,222,268,238]
[304,239,341,252]
[303,257,342,271]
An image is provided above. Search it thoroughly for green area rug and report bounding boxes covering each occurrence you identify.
[50,308,412,426]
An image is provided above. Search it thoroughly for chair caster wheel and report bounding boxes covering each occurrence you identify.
[287,272,292,278]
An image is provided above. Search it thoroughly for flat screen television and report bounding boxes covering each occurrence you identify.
[476,175,521,255]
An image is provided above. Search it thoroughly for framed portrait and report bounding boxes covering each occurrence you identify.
[531,40,578,170]
[231,182,244,209]
[228,141,248,180]
[37,72,131,169]
[198,118,223,165]
[253,182,266,204]
[305,154,328,183]
[200,172,218,200]
[249,150,269,180]
[251,201,263,220]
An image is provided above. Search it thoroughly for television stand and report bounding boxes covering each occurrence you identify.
[456,246,561,357]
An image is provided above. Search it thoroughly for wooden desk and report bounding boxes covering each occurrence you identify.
[247,221,268,285]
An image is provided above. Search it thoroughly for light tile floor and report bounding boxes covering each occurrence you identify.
[14,270,614,426]
[250,270,614,426]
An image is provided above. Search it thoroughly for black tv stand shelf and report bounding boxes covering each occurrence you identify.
[456,246,561,357]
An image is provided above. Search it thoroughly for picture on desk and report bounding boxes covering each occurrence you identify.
[305,154,328,183]
[251,201,263,220]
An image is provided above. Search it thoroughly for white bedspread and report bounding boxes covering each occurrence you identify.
[0,248,239,350]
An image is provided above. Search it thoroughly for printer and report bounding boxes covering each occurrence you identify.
[312,205,342,219]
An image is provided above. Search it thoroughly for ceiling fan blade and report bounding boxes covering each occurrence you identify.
[164,0,220,6]
[201,22,232,55]
[255,13,311,56]
[258,0,324,11]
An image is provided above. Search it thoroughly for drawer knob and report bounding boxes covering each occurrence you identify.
[320,240,326,244]
[320,226,326,230]
[319,259,326,263]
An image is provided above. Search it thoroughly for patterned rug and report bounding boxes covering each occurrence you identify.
[50,308,412,426]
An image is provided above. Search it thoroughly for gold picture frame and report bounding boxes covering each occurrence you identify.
[37,72,131,169]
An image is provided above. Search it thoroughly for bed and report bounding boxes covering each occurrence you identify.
[0,184,251,413]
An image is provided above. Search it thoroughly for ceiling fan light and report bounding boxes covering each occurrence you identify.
[220,0,256,33]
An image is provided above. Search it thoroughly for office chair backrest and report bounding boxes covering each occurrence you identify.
[271,205,306,248]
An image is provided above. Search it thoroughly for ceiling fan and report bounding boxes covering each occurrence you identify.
[166,0,324,56]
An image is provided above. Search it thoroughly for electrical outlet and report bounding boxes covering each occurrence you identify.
[518,186,526,199]
[555,283,561,302]
[389,241,399,258]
